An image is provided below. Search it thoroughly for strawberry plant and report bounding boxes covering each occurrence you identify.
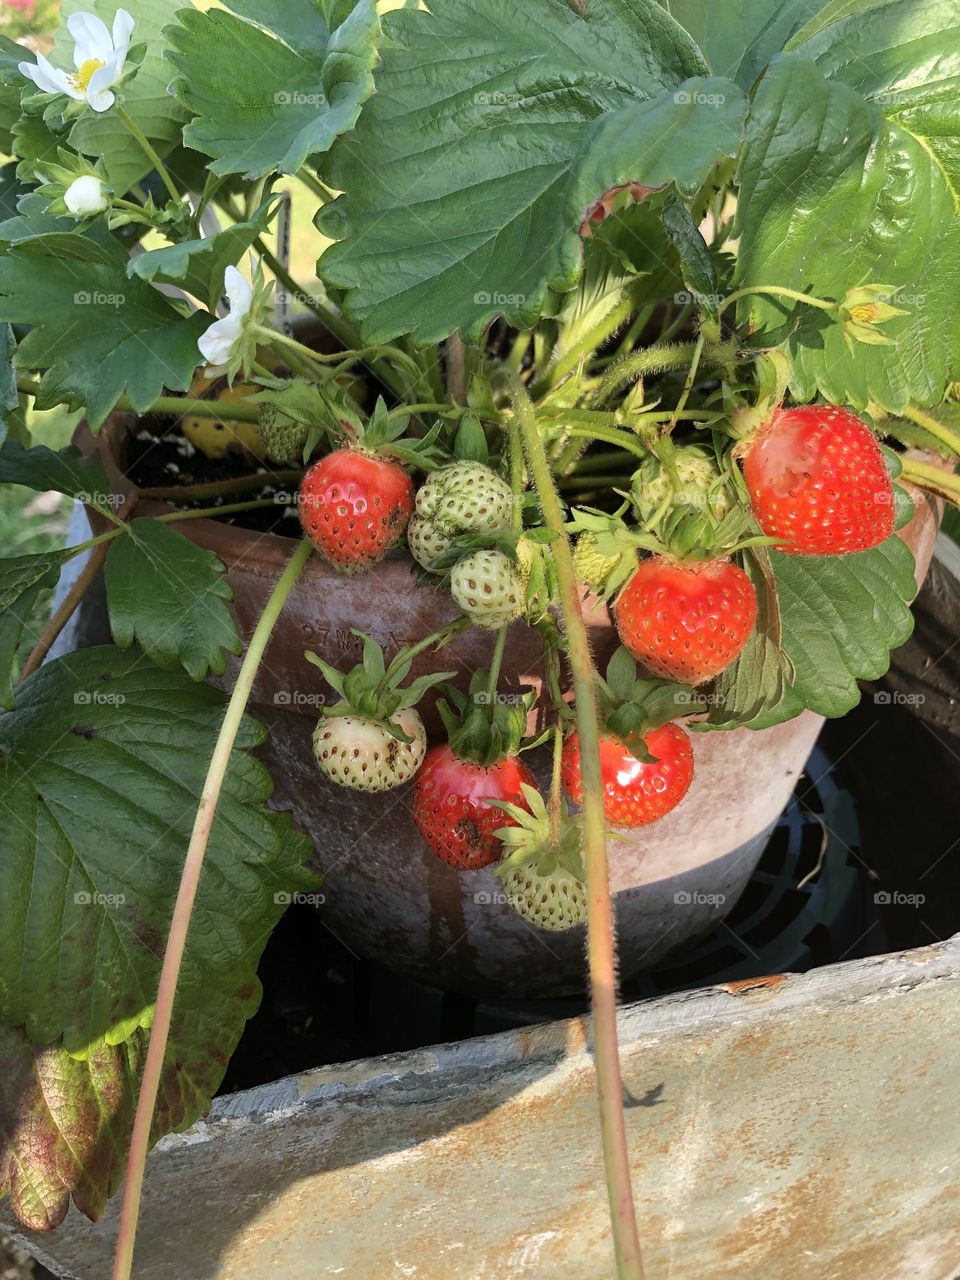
[0,1,958,1276]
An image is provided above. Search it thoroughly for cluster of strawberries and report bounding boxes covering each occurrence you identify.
[296,405,895,931]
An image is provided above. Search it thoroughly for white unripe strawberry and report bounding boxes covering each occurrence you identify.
[450,549,525,628]
[409,461,513,571]
[312,707,426,792]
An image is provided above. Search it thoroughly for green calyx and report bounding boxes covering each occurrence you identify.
[597,647,693,764]
[491,784,585,883]
[305,629,456,743]
[435,668,535,766]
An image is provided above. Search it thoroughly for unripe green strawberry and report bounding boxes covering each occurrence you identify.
[312,707,426,792]
[258,404,311,465]
[450,549,525,628]
[409,461,513,572]
[632,446,731,522]
[501,860,587,932]
[573,532,619,593]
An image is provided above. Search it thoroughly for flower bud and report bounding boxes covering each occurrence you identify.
[64,175,109,216]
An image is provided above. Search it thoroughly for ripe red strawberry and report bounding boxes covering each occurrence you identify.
[741,405,894,555]
[300,449,414,572]
[615,556,757,684]
[413,745,536,870]
[561,723,694,829]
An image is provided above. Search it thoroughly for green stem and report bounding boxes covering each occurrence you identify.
[297,169,336,203]
[154,497,281,523]
[14,376,265,424]
[446,334,467,404]
[593,342,701,407]
[902,405,960,457]
[380,616,472,688]
[111,538,314,1280]
[900,457,960,504]
[17,541,111,683]
[533,296,635,399]
[485,626,508,705]
[510,376,644,1280]
[557,474,633,491]
[140,470,303,502]
[667,331,705,432]
[549,722,564,845]
[720,285,836,316]
[115,107,180,205]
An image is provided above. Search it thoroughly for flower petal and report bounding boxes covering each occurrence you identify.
[112,9,135,59]
[19,54,80,100]
[198,314,244,367]
[67,11,112,69]
[87,57,119,111]
[223,266,254,317]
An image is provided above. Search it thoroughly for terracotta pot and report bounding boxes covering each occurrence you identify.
[77,416,944,997]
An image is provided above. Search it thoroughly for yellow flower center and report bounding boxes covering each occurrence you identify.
[849,303,879,325]
[72,58,106,93]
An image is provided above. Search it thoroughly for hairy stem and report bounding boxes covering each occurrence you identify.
[593,342,702,407]
[116,107,181,205]
[902,405,960,457]
[445,334,467,404]
[510,377,643,1280]
[14,376,264,424]
[140,470,304,501]
[111,537,314,1280]
[485,626,508,704]
[532,296,635,399]
[549,723,564,845]
[720,284,836,316]
[900,457,960,505]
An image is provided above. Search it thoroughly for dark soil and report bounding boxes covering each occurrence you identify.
[123,416,302,535]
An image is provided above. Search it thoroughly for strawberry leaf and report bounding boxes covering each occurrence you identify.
[317,0,746,343]
[0,439,112,511]
[0,647,312,1056]
[0,237,210,429]
[0,814,309,1232]
[165,0,381,180]
[659,0,818,89]
[0,551,74,710]
[735,48,960,411]
[104,519,242,680]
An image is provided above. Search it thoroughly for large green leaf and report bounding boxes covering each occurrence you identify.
[317,0,746,344]
[0,647,311,1058]
[0,439,111,507]
[105,518,242,680]
[659,0,822,88]
[0,817,311,1231]
[0,236,209,428]
[768,536,916,723]
[165,0,380,179]
[52,0,191,194]
[0,552,74,711]
[735,52,960,411]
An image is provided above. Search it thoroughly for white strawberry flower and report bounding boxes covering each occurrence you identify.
[64,175,109,216]
[197,267,254,371]
[19,9,135,114]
